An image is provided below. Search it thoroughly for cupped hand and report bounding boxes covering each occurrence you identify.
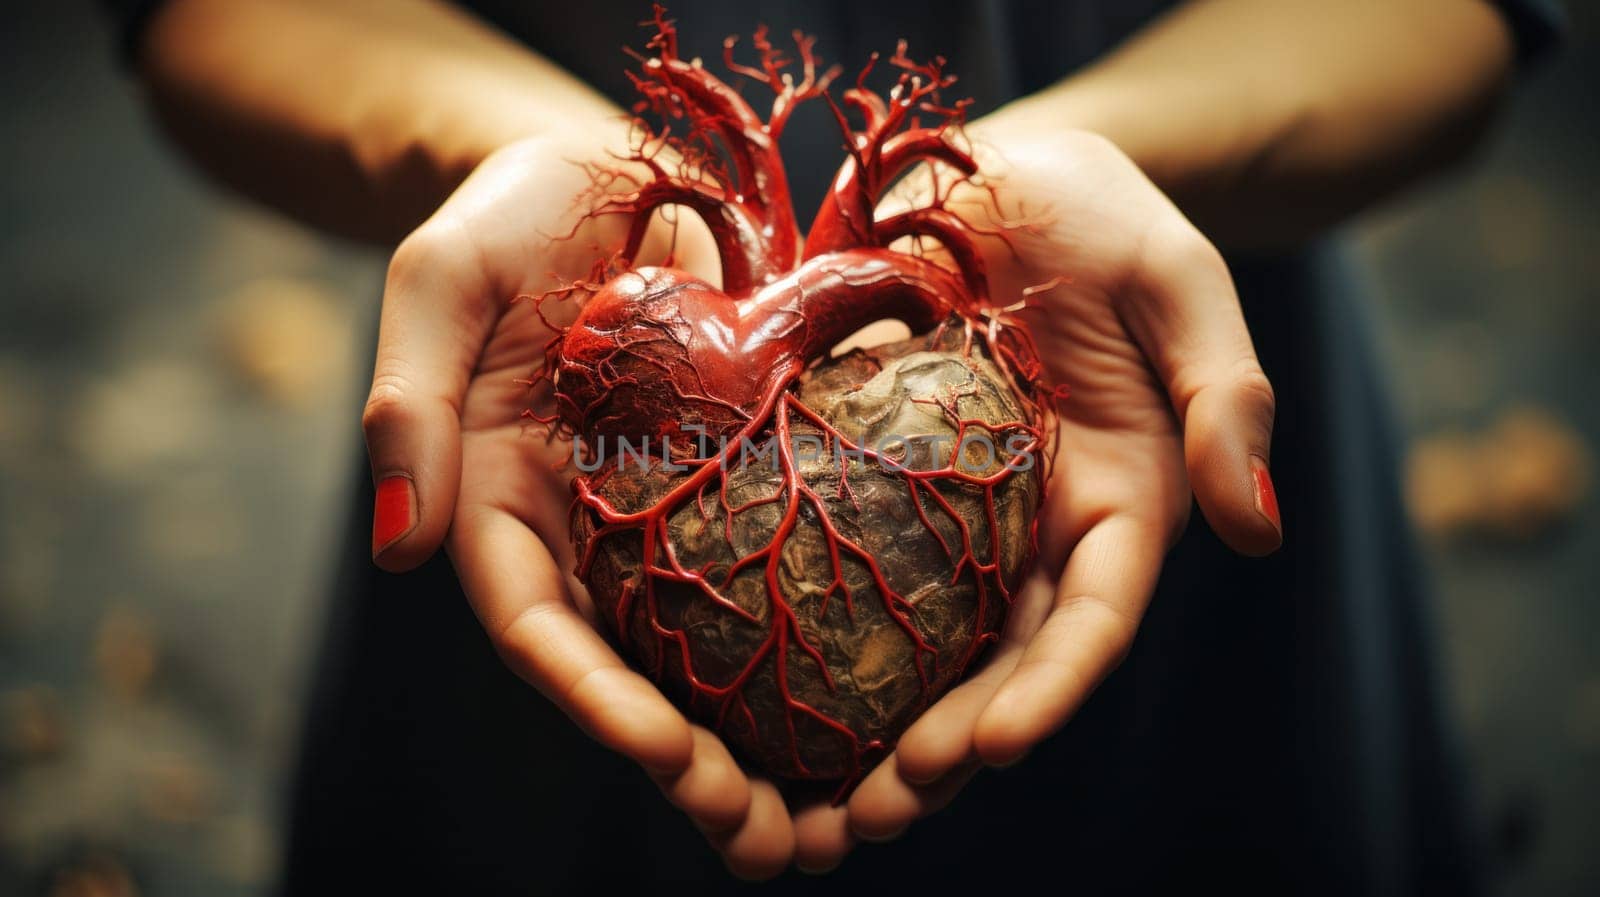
[360,131,799,879]
[363,121,1281,878]
[813,126,1282,859]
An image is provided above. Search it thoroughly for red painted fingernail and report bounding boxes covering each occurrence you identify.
[372,475,416,557]
[1249,454,1281,534]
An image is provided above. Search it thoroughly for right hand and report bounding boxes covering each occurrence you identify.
[360,131,803,878]
[840,126,1282,852]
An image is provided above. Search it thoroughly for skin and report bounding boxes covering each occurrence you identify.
[134,0,1515,879]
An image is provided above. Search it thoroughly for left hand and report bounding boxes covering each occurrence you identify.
[793,125,1283,870]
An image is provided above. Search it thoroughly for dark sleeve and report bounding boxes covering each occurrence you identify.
[1487,0,1565,66]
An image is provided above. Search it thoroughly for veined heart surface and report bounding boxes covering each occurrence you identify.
[531,8,1058,791]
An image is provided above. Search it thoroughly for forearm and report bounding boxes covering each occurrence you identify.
[138,0,617,243]
[978,0,1516,248]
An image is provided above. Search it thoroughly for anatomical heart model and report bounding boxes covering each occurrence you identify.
[529,8,1060,794]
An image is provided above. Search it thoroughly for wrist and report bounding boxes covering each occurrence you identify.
[368,70,622,240]
[977,87,1183,188]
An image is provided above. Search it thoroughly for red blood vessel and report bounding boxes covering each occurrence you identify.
[532,7,1057,793]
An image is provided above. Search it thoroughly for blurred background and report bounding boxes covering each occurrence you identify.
[1,3,1595,895]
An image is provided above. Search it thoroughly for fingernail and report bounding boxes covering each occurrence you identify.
[796,857,844,876]
[1249,454,1281,534]
[853,823,907,844]
[372,474,416,557]
[994,751,1029,770]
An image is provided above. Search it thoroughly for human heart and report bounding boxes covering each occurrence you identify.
[534,9,1056,792]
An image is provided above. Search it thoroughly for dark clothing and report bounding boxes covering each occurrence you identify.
[102,0,1560,894]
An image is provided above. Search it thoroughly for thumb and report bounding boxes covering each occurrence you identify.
[362,227,495,571]
[1127,226,1283,556]
[1179,369,1281,556]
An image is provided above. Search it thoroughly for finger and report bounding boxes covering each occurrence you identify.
[892,661,1011,784]
[847,754,981,842]
[892,571,1056,784]
[364,223,496,570]
[651,726,753,835]
[973,514,1163,765]
[1125,227,1282,555]
[1181,373,1282,555]
[711,778,795,881]
[448,504,695,776]
[792,801,854,874]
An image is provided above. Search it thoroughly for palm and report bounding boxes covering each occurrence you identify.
[444,136,720,612]
[991,132,1196,582]
[441,140,639,614]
